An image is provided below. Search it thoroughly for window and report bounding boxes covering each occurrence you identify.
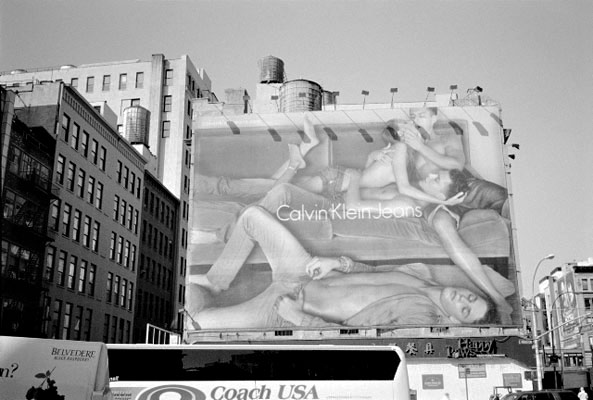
[187,99,191,116]
[81,131,89,157]
[123,240,130,268]
[127,204,133,230]
[52,299,63,339]
[78,260,87,293]
[111,316,117,343]
[71,123,80,149]
[41,296,51,335]
[117,236,124,264]
[113,195,120,220]
[87,176,96,203]
[127,282,134,310]
[135,72,144,88]
[67,255,77,290]
[130,245,136,271]
[119,319,125,343]
[162,120,171,138]
[185,125,191,139]
[130,172,136,194]
[133,210,139,235]
[117,124,123,134]
[114,275,121,306]
[61,114,70,141]
[72,210,81,241]
[582,278,589,291]
[163,95,172,112]
[91,221,100,252]
[164,69,173,86]
[57,251,67,286]
[119,73,127,90]
[91,139,99,164]
[82,216,91,247]
[66,162,76,191]
[74,306,83,340]
[56,155,65,184]
[76,169,85,197]
[116,161,122,183]
[62,203,72,236]
[84,309,92,340]
[136,177,141,198]
[106,272,113,303]
[45,246,56,282]
[103,314,110,343]
[99,146,106,171]
[71,78,78,88]
[123,166,129,189]
[110,232,117,260]
[102,75,111,91]
[95,182,104,209]
[86,76,95,93]
[88,264,96,296]
[121,279,127,307]
[131,98,140,106]
[63,303,72,339]
[49,201,60,231]
[120,199,127,225]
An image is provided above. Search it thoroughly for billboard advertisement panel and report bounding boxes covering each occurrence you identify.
[186,106,519,334]
[554,272,580,349]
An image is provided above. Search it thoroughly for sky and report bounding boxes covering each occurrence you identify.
[1,0,592,297]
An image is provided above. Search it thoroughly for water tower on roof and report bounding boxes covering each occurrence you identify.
[258,55,285,84]
[122,106,150,146]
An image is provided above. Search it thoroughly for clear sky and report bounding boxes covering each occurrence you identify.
[2,0,592,297]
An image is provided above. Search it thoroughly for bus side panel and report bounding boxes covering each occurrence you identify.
[93,344,113,400]
[110,380,399,400]
[0,336,111,400]
[394,346,412,400]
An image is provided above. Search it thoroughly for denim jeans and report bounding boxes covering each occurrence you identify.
[200,206,313,328]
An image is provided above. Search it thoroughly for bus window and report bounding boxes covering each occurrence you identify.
[107,344,409,400]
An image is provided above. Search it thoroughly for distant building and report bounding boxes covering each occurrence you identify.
[4,82,146,342]
[537,258,593,390]
[1,87,56,336]
[134,171,180,342]
[1,54,213,337]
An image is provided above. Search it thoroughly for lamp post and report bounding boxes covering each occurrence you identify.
[531,253,555,390]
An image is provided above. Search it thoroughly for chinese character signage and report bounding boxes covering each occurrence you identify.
[186,106,520,335]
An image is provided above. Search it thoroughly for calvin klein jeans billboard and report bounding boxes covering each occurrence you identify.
[186,106,519,334]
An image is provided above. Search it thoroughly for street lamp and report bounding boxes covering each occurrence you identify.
[531,253,555,390]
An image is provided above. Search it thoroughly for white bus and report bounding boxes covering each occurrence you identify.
[107,344,410,400]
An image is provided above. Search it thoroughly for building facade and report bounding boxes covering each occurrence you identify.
[134,171,180,342]
[7,82,146,342]
[1,55,214,335]
[1,87,56,336]
[537,258,593,390]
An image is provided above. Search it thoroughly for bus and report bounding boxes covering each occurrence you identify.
[107,344,410,400]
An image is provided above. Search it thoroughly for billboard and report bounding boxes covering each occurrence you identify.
[186,106,519,334]
[554,272,581,349]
